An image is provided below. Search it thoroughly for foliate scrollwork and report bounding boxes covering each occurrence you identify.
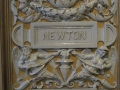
[11,0,117,25]
[12,46,117,90]
[68,46,117,89]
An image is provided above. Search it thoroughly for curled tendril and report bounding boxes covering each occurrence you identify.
[88,81,99,88]
[67,82,74,88]
[13,84,18,89]
[55,82,63,88]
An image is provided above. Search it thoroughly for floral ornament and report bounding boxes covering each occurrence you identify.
[11,0,117,25]
[12,46,117,90]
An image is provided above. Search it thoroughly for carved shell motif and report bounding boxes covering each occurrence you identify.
[48,0,79,8]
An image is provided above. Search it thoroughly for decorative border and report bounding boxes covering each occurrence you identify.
[0,0,4,90]
[0,0,12,90]
[11,0,117,24]
[0,0,120,90]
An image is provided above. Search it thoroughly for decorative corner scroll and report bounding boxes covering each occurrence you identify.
[12,24,24,47]
[98,23,117,46]
[12,22,117,48]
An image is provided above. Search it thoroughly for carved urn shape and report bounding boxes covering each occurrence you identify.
[56,49,73,81]
[48,0,79,8]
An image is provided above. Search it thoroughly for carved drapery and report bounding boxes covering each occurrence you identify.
[12,46,117,90]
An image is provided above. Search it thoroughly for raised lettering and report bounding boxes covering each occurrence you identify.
[50,31,55,40]
[57,31,65,40]
[73,31,79,40]
[66,31,73,40]
[43,32,48,40]
[43,31,86,41]
[79,31,86,40]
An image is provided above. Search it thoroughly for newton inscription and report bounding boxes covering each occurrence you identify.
[12,22,116,49]
[43,31,86,41]
[30,22,97,48]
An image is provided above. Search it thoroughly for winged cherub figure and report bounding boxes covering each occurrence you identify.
[73,46,111,74]
[13,46,60,90]
[68,46,117,89]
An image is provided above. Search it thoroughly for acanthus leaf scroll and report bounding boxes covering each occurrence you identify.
[12,46,117,90]
[11,0,117,25]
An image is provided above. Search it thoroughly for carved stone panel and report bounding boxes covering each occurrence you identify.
[10,0,119,90]
[12,22,116,48]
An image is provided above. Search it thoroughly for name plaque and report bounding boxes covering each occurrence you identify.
[12,22,116,49]
[30,22,97,48]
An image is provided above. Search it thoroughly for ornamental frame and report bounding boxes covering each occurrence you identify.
[0,0,120,90]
